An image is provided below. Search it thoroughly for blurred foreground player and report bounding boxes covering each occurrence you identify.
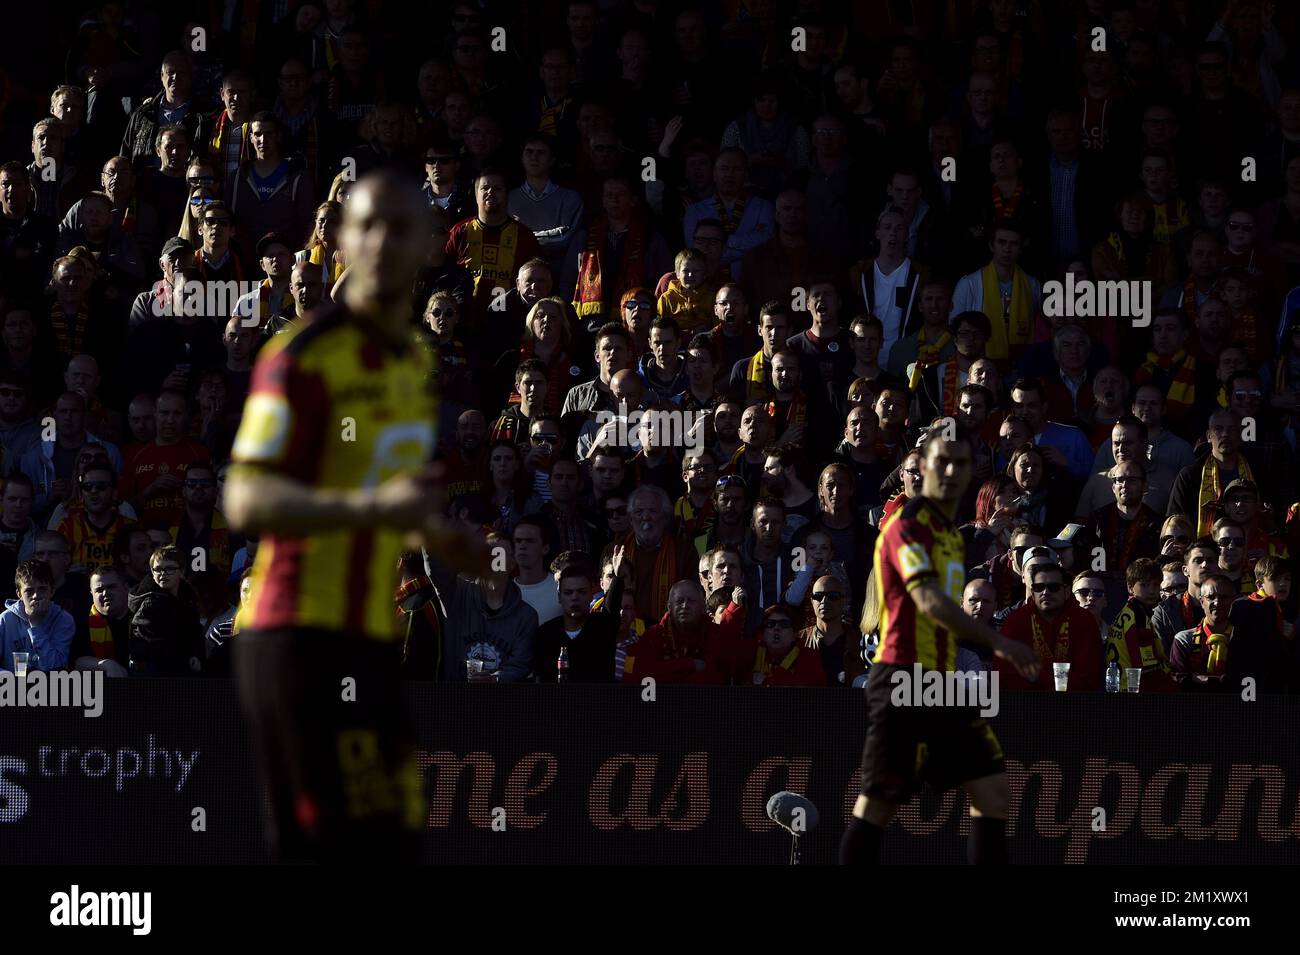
[841,429,1040,865]
[225,170,472,862]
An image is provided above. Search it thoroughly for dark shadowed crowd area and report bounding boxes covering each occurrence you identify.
[0,0,1297,691]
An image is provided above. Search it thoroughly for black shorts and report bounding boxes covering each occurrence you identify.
[234,627,425,863]
[858,663,1005,803]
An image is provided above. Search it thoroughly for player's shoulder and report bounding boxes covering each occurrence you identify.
[885,496,941,535]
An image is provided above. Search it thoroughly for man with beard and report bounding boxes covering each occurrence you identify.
[762,446,818,541]
[440,410,488,502]
[998,562,1103,692]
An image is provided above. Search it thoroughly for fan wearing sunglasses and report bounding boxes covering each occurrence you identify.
[799,574,862,686]
[997,562,1103,692]
[55,465,134,573]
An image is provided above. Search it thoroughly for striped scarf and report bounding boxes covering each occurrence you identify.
[1028,605,1073,663]
[613,621,645,681]
[674,494,714,537]
[49,301,89,356]
[907,327,953,390]
[1136,349,1196,423]
[573,217,645,318]
[624,533,683,619]
[87,609,116,660]
[537,95,571,137]
[1194,621,1231,677]
[1195,453,1254,538]
[209,111,252,182]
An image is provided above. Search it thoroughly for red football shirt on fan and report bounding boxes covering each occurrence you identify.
[118,439,211,528]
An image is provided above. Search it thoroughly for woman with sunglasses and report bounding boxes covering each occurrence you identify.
[177,167,219,247]
[1158,513,1195,561]
[421,291,475,407]
[296,200,346,286]
[617,287,655,359]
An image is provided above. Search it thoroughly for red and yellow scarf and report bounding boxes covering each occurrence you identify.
[1028,605,1073,663]
[1195,453,1255,537]
[1135,348,1196,423]
[991,181,1024,220]
[573,217,646,318]
[624,532,682,619]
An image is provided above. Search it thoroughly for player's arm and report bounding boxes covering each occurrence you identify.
[224,469,432,536]
[910,580,1040,680]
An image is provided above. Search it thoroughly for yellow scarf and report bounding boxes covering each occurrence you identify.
[753,644,801,676]
[1152,198,1190,245]
[745,350,768,400]
[308,244,345,284]
[1195,454,1255,537]
[980,262,1033,360]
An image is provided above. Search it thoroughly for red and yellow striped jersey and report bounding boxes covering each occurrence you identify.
[56,506,136,573]
[872,496,967,670]
[229,307,437,641]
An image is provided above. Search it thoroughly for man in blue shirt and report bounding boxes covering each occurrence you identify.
[1009,376,1094,480]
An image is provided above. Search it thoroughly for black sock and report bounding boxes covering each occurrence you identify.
[839,817,884,865]
[968,816,1008,864]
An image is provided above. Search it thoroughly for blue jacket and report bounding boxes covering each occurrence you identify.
[0,598,74,671]
[19,433,123,523]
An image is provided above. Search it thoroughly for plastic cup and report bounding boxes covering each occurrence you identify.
[1125,668,1142,693]
[1052,661,1070,691]
[466,659,483,680]
[12,652,28,677]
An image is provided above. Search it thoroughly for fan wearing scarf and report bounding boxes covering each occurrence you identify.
[949,220,1040,365]
[608,484,699,625]
[1169,573,1237,690]
[1134,308,1200,429]
[620,577,743,685]
[728,302,790,403]
[1166,409,1259,539]
[997,562,1103,691]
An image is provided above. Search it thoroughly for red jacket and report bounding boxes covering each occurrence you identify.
[621,602,745,685]
[997,600,1104,691]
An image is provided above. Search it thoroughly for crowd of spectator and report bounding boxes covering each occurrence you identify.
[0,0,1297,692]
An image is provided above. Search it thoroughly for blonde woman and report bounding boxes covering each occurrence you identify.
[296,200,345,285]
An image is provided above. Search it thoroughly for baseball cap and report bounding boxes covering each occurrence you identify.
[1020,545,1061,572]
[255,231,293,259]
[1047,523,1084,550]
[1221,479,1259,501]
[160,236,193,258]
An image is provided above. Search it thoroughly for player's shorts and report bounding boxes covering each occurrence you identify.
[234,627,425,863]
[858,662,1005,803]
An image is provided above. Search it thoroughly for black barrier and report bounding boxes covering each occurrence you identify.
[1,681,1298,864]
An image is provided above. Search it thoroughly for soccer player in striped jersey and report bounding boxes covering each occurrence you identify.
[841,428,1039,865]
[225,170,479,862]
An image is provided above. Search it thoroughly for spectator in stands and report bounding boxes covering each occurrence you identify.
[19,390,123,523]
[118,389,210,529]
[997,561,1103,691]
[74,564,132,676]
[1169,572,1237,691]
[127,544,204,676]
[1152,538,1219,652]
[425,532,538,683]
[0,559,74,672]
[534,547,625,683]
[121,51,207,168]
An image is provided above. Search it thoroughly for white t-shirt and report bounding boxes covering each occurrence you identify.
[873,260,909,366]
[515,577,561,625]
